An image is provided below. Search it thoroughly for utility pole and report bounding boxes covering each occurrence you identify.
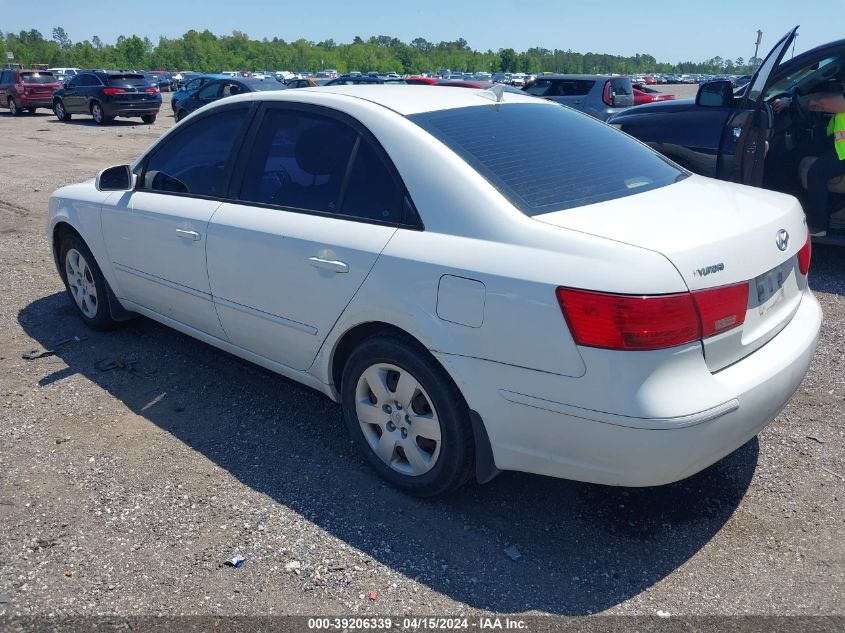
[753,30,763,67]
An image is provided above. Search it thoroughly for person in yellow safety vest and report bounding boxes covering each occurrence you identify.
[775,92,845,237]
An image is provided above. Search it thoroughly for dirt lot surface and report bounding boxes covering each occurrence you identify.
[0,92,843,619]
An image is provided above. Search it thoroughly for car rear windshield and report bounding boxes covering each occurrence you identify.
[21,72,56,84]
[409,103,686,215]
[105,74,148,88]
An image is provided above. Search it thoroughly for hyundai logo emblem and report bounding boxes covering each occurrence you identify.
[776,229,789,251]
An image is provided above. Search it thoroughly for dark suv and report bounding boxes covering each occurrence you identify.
[52,71,162,125]
[0,68,61,115]
[522,74,634,121]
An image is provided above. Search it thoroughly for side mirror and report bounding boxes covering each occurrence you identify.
[96,165,133,192]
[696,80,733,107]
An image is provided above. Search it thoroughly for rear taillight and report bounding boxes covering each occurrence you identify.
[146,87,159,93]
[798,234,812,275]
[691,282,749,337]
[102,88,124,95]
[556,282,749,351]
[602,81,612,106]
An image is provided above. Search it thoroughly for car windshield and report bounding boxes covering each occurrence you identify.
[410,103,686,216]
[764,55,840,98]
[21,72,56,84]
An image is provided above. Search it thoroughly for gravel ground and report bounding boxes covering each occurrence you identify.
[0,92,843,619]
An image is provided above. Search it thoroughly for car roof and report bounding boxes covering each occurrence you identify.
[221,84,546,115]
[535,74,619,80]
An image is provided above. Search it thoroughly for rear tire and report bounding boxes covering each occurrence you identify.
[54,99,72,121]
[58,233,119,331]
[8,98,19,116]
[341,333,475,497]
[141,114,156,124]
[91,101,112,125]
[26,107,36,113]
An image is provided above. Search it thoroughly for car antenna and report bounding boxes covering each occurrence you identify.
[479,83,505,103]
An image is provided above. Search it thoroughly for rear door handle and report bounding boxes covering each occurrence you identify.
[175,229,201,241]
[309,257,349,273]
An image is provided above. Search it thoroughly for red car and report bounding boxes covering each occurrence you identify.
[632,83,674,105]
[404,77,439,85]
[643,75,658,85]
[433,80,524,94]
[0,68,61,115]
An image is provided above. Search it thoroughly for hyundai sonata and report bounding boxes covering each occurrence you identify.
[48,86,821,496]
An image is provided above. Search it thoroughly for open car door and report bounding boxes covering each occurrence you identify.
[719,26,799,187]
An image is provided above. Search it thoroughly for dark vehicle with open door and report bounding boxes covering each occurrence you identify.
[609,27,845,245]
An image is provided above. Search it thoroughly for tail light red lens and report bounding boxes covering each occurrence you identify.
[146,87,160,93]
[602,81,613,106]
[102,88,124,95]
[556,288,700,350]
[798,234,812,275]
[556,282,749,351]
[691,282,749,337]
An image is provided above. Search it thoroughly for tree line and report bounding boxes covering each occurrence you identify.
[0,28,761,75]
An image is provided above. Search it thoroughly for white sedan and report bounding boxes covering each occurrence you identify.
[48,86,822,496]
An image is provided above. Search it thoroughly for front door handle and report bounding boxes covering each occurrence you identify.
[175,229,201,241]
[309,257,349,273]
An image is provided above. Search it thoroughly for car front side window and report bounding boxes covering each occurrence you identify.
[197,83,219,100]
[238,108,357,213]
[141,107,250,197]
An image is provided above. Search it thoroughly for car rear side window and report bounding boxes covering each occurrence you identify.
[238,108,357,213]
[141,107,250,197]
[340,138,402,222]
[410,103,685,215]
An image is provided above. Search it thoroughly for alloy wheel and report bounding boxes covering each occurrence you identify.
[355,363,442,476]
[92,103,103,123]
[55,101,64,120]
[65,248,98,318]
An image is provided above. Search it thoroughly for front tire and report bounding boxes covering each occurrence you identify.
[141,114,156,124]
[175,109,188,122]
[8,98,19,116]
[59,233,118,331]
[54,99,72,121]
[341,334,475,497]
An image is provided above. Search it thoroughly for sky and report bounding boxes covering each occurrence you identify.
[3,0,842,63]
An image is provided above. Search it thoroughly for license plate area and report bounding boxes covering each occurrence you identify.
[754,265,786,318]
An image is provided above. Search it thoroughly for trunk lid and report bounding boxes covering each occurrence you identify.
[534,175,809,371]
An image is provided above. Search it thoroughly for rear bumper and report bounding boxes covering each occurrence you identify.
[102,102,161,117]
[434,288,822,487]
[19,98,54,108]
